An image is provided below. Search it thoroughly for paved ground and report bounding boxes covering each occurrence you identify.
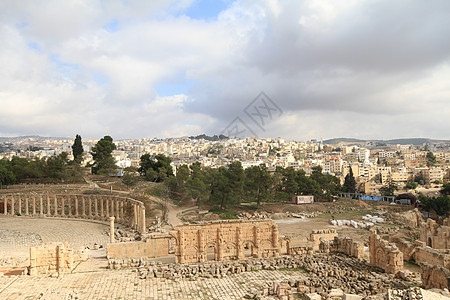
[0,216,110,263]
[0,268,305,299]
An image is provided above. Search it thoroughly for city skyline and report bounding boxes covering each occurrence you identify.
[1,0,450,140]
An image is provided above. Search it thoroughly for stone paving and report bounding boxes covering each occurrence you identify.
[0,268,306,299]
[0,216,110,261]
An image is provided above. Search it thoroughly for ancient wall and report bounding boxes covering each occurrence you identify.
[323,236,364,258]
[29,242,87,275]
[309,229,338,251]
[414,247,450,269]
[174,220,280,263]
[107,234,174,260]
[369,230,403,274]
[420,217,450,249]
[421,263,450,289]
[389,238,424,261]
[0,193,146,233]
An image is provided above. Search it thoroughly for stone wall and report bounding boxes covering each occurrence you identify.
[308,229,338,251]
[174,220,280,263]
[29,242,87,275]
[389,238,425,261]
[107,234,174,260]
[421,263,450,289]
[420,217,450,249]
[0,193,146,233]
[369,230,403,274]
[321,236,364,259]
[414,247,450,269]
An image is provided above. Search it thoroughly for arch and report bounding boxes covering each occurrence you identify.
[243,240,255,258]
[376,248,385,267]
[205,244,216,261]
[427,237,432,247]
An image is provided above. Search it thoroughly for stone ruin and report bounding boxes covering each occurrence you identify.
[0,193,146,233]
[420,217,450,249]
[320,236,364,259]
[369,230,404,275]
[28,242,87,276]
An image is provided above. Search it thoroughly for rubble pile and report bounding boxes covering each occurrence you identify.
[105,228,139,242]
[123,254,412,298]
[237,211,271,220]
[330,215,385,229]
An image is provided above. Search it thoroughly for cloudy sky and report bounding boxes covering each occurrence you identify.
[1,0,450,141]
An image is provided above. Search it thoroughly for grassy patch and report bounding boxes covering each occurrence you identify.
[209,209,238,219]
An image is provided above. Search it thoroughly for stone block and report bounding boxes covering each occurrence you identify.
[306,293,322,300]
[343,294,362,300]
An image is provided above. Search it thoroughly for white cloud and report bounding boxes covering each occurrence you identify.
[0,0,449,140]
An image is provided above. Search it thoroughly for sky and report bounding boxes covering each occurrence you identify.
[1,0,450,141]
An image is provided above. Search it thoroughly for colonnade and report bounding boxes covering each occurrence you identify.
[0,194,146,233]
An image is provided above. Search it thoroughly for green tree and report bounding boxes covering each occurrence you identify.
[343,166,356,193]
[46,152,68,179]
[138,153,174,182]
[0,159,16,187]
[380,178,396,196]
[309,166,340,200]
[441,183,450,196]
[419,194,449,217]
[72,134,84,164]
[426,151,436,167]
[122,172,138,188]
[186,162,211,206]
[166,165,190,201]
[405,181,418,190]
[91,136,117,175]
[244,164,272,208]
[210,161,244,210]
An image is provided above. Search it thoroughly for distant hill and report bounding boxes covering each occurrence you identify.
[189,134,228,141]
[0,135,70,142]
[323,137,449,146]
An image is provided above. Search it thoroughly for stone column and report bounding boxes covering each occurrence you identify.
[61,196,65,216]
[88,196,92,217]
[133,204,138,229]
[32,195,36,215]
[110,198,114,218]
[22,195,26,215]
[3,196,7,215]
[94,196,98,217]
[120,200,124,219]
[100,196,104,217]
[56,244,64,274]
[105,197,109,218]
[178,230,185,264]
[11,195,15,215]
[237,227,244,259]
[39,195,43,216]
[217,228,223,261]
[115,199,120,221]
[272,224,279,249]
[254,226,261,258]
[109,216,115,243]
[75,195,79,216]
[29,247,37,275]
[140,205,146,233]
[54,195,58,216]
[68,196,72,216]
[82,196,86,216]
[46,194,50,216]
[198,229,205,262]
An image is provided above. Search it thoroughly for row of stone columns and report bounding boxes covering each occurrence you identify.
[1,194,146,233]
